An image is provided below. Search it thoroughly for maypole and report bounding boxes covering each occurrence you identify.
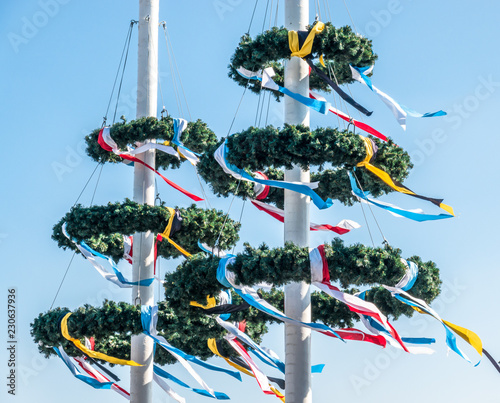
[130,0,159,402]
[284,1,312,403]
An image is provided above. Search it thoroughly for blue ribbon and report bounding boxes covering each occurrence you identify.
[53,347,114,389]
[392,294,471,363]
[220,140,333,210]
[141,306,242,381]
[350,65,446,119]
[217,257,343,341]
[154,365,230,400]
[173,118,201,156]
[237,69,329,115]
[348,171,453,222]
[80,241,154,287]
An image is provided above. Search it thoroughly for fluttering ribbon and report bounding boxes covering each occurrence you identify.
[251,199,360,235]
[171,118,201,166]
[215,317,286,374]
[141,305,242,385]
[53,346,114,390]
[350,65,446,130]
[216,256,388,347]
[354,260,436,355]
[62,224,154,288]
[79,337,122,383]
[482,349,500,374]
[74,356,130,399]
[191,295,250,316]
[98,127,203,201]
[306,59,373,116]
[310,245,409,352]
[383,285,483,364]
[348,171,453,222]
[207,338,285,401]
[253,171,270,200]
[215,140,333,210]
[288,21,325,58]
[237,67,330,114]
[60,313,141,366]
[356,136,455,216]
[225,336,274,395]
[154,365,229,401]
[310,91,388,141]
[153,371,186,403]
[218,256,343,341]
[123,235,133,264]
[157,207,192,258]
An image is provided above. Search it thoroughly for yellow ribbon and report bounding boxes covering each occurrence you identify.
[190,295,216,309]
[411,307,482,357]
[288,21,325,58]
[356,136,454,216]
[158,207,192,257]
[207,338,253,377]
[443,320,483,356]
[60,313,141,366]
[207,339,285,401]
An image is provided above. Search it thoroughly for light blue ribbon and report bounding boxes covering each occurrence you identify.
[237,69,329,114]
[173,118,201,156]
[217,257,343,341]
[53,346,114,390]
[219,140,333,210]
[141,305,242,381]
[80,241,154,287]
[348,171,453,222]
[154,365,230,400]
[350,65,446,119]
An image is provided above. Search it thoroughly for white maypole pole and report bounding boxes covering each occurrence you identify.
[283,1,312,403]
[130,0,159,402]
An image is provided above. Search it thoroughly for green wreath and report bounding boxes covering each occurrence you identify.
[31,239,440,363]
[229,22,377,98]
[196,124,411,208]
[53,200,240,261]
[85,116,218,170]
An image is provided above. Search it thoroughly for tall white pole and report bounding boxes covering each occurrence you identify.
[130,1,159,402]
[284,1,311,403]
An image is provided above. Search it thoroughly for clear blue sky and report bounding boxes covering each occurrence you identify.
[1,0,500,402]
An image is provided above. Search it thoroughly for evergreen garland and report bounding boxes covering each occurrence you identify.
[229,23,377,97]
[52,201,240,261]
[85,116,217,170]
[31,238,440,363]
[165,239,441,320]
[196,125,412,208]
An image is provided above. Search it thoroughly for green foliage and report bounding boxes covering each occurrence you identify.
[52,201,240,261]
[229,23,377,97]
[31,19,447,371]
[85,116,217,170]
[197,125,412,208]
[165,239,441,320]
[32,237,442,363]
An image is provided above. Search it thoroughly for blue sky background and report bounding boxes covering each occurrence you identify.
[1,0,500,402]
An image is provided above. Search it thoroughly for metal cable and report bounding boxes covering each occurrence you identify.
[112,23,135,124]
[104,21,136,122]
[247,0,260,34]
